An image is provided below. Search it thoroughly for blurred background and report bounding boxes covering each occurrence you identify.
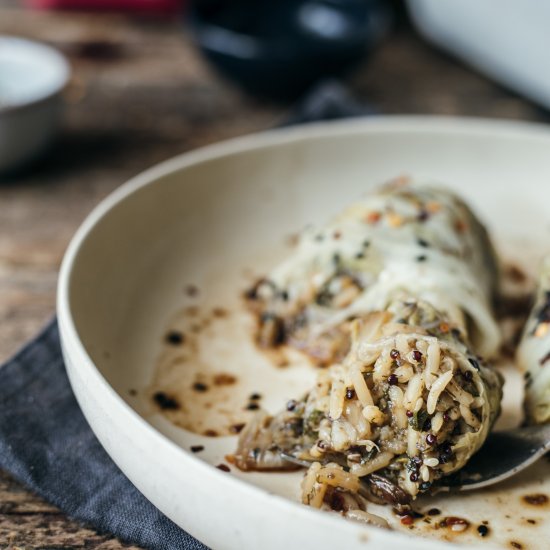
[0,0,549,546]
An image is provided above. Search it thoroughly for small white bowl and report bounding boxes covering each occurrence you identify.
[0,36,70,174]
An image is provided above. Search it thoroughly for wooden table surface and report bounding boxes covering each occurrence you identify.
[0,4,547,549]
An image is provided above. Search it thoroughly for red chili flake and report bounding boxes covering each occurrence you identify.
[190,445,204,453]
[401,515,414,525]
[406,410,413,418]
[390,349,400,360]
[443,412,451,422]
[388,374,398,386]
[412,349,422,362]
[216,464,230,472]
[365,211,381,224]
[455,219,468,233]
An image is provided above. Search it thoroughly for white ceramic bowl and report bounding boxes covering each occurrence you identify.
[58,117,550,550]
[0,36,70,174]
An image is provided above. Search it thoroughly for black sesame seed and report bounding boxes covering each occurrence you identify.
[464,370,473,381]
[246,403,260,410]
[279,290,289,301]
[166,331,184,345]
[250,393,262,400]
[468,357,480,370]
[410,472,419,482]
[193,382,209,392]
[427,508,441,516]
[190,445,204,453]
[153,391,180,410]
[426,433,437,446]
[345,388,356,400]
[477,525,489,537]
[418,210,429,222]
[286,399,297,411]
[388,374,399,386]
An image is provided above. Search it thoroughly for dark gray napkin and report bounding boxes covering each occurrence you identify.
[0,81,371,550]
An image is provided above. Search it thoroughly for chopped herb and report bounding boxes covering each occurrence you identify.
[409,409,429,431]
[417,238,429,248]
[416,255,427,262]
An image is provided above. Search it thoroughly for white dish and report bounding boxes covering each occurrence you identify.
[0,36,70,173]
[407,0,550,110]
[58,116,550,550]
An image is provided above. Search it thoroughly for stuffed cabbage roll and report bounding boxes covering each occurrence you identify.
[236,181,503,510]
[517,256,550,424]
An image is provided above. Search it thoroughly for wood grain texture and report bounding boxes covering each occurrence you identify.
[0,4,546,549]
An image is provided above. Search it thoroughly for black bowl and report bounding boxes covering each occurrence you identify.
[189,0,391,101]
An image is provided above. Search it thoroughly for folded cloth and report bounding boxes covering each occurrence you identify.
[0,81,372,550]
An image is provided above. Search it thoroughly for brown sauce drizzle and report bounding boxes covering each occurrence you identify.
[153,391,180,410]
[213,373,237,386]
[522,493,548,506]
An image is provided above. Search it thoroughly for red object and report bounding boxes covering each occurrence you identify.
[26,0,185,14]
